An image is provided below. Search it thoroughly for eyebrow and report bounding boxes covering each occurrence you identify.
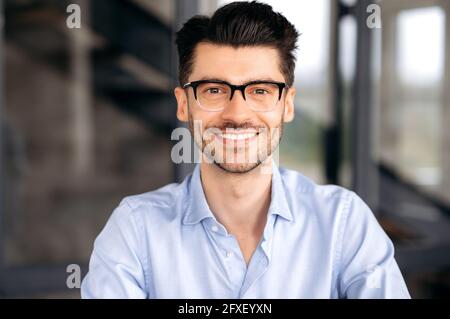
[196,76,280,84]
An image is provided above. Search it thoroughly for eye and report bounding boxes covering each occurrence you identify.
[206,87,222,94]
[253,88,268,95]
[247,84,276,95]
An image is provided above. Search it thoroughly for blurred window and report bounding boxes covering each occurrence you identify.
[379,5,449,202]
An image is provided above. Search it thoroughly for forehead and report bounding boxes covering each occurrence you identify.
[189,43,284,83]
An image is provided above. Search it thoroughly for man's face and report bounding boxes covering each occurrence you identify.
[175,43,296,173]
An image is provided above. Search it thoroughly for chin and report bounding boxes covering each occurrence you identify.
[213,160,262,174]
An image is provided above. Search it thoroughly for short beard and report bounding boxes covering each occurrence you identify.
[188,111,284,174]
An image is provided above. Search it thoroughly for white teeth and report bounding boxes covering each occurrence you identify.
[220,133,257,140]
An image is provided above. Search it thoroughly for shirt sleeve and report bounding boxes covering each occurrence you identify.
[337,191,411,299]
[81,200,148,298]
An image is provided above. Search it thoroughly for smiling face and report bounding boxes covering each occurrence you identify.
[174,43,296,173]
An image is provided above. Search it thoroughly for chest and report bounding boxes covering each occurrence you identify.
[146,226,336,298]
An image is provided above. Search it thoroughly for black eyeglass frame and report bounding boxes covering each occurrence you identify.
[182,79,289,108]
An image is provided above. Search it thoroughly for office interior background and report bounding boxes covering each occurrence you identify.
[0,0,449,298]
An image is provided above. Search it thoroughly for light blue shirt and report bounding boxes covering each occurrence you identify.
[81,163,410,299]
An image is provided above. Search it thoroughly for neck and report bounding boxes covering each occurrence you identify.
[199,158,273,236]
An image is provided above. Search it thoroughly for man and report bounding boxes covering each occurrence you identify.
[81,1,410,298]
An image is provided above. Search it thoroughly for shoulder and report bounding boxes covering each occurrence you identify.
[279,166,354,203]
[278,166,385,243]
[111,176,191,225]
[122,182,185,210]
[278,166,375,226]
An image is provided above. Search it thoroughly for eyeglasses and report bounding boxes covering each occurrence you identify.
[183,79,289,112]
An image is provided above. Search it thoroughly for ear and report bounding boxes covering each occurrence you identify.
[283,86,296,123]
[174,86,189,122]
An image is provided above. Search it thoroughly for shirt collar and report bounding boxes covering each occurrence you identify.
[182,161,294,225]
[268,161,294,222]
[183,163,215,225]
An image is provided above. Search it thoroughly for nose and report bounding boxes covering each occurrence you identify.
[220,89,254,122]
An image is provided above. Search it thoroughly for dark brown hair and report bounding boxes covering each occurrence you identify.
[175,1,299,86]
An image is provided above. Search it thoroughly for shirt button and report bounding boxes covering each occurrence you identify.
[225,251,233,259]
[211,225,219,232]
